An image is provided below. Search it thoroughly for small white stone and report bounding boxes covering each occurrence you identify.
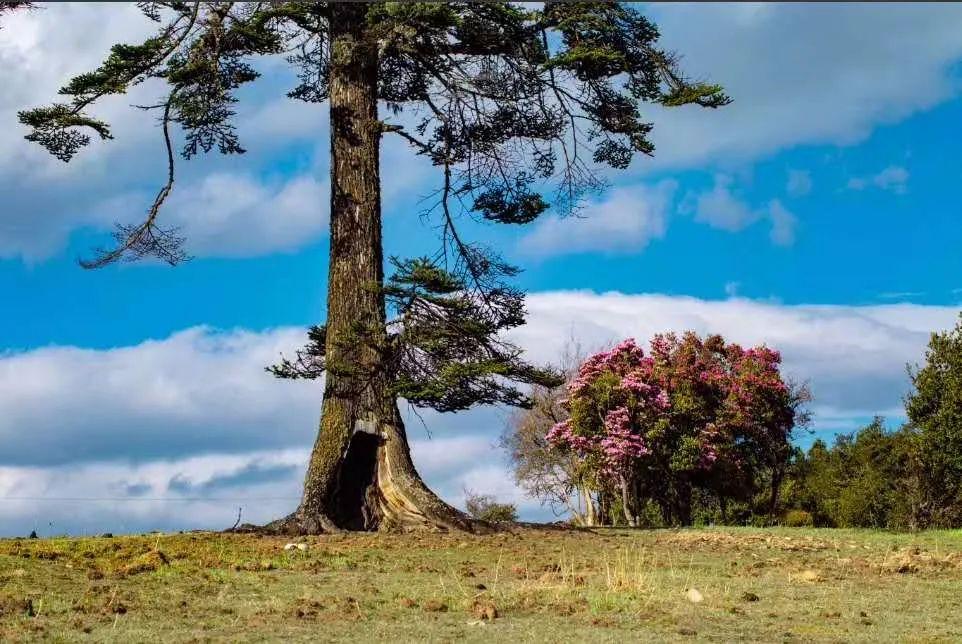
[685,588,704,603]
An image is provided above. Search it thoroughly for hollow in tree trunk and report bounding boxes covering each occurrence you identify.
[268,5,478,535]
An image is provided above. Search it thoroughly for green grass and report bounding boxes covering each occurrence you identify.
[2,527,962,642]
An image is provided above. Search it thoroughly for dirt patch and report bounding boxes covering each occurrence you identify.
[877,547,962,575]
[290,598,326,620]
[0,596,34,618]
[657,531,834,554]
[421,599,447,612]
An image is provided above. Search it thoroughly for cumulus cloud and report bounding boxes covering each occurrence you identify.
[95,173,329,258]
[0,4,338,262]
[786,170,813,197]
[690,174,755,232]
[518,181,677,257]
[6,4,960,261]
[1,292,959,534]
[641,3,962,169]
[767,200,798,246]
[0,327,319,466]
[515,293,958,416]
[683,176,798,246]
[847,165,910,194]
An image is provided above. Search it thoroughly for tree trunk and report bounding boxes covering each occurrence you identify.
[598,487,613,525]
[581,484,598,527]
[269,5,477,535]
[620,478,638,528]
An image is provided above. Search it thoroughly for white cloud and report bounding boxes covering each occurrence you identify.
[521,174,796,258]
[154,173,328,257]
[768,199,797,246]
[847,165,910,194]
[0,437,515,537]
[639,3,962,169]
[1,292,959,534]
[691,174,755,231]
[0,327,320,466]
[514,293,958,417]
[684,176,798,246]
[518,181,677,256]
[3,4,961,262]
[0,5,337,262]
[786,170,813,197]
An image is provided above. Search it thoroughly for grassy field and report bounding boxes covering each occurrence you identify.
[2,526,962,642]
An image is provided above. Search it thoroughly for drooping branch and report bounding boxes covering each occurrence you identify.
[18,1,309,268]
[80,94,188,268]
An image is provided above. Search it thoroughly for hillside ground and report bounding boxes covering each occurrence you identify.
[2,526,962,642]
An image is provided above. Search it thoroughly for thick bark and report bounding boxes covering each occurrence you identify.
[269,5,479,535]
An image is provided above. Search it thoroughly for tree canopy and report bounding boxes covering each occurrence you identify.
[20,2,729,417]
[906,314,962,527]
[545,333,809,526]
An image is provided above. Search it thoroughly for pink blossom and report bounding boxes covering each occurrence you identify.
[547,332,800,485]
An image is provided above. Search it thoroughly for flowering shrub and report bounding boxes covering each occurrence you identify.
[547,332,806,526]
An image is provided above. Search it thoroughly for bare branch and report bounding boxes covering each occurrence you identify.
[80,94,188,268]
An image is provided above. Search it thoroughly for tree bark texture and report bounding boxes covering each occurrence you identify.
[270,5,479,535]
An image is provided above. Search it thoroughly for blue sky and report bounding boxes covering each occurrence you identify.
[2,3,962,535]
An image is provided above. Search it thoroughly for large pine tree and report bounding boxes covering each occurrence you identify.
[20,2,728,534]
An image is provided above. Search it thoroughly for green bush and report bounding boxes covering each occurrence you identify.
[906,313,962,528]
[781,509,814,527]
[464,490,518,524]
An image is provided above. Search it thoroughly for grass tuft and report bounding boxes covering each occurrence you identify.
[1,527,962,641]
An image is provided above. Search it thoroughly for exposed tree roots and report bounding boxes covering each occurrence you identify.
[229,426,495,536]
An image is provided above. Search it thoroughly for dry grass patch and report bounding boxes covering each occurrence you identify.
[2,527,962,641]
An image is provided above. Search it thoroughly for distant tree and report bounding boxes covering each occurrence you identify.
[785,438,838,526]
[20,2,727,534]
[786,418,915,529]
[501,339,615,526]
[463,489,517,524]
[905,314,962,528]
[547,333,807,526]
